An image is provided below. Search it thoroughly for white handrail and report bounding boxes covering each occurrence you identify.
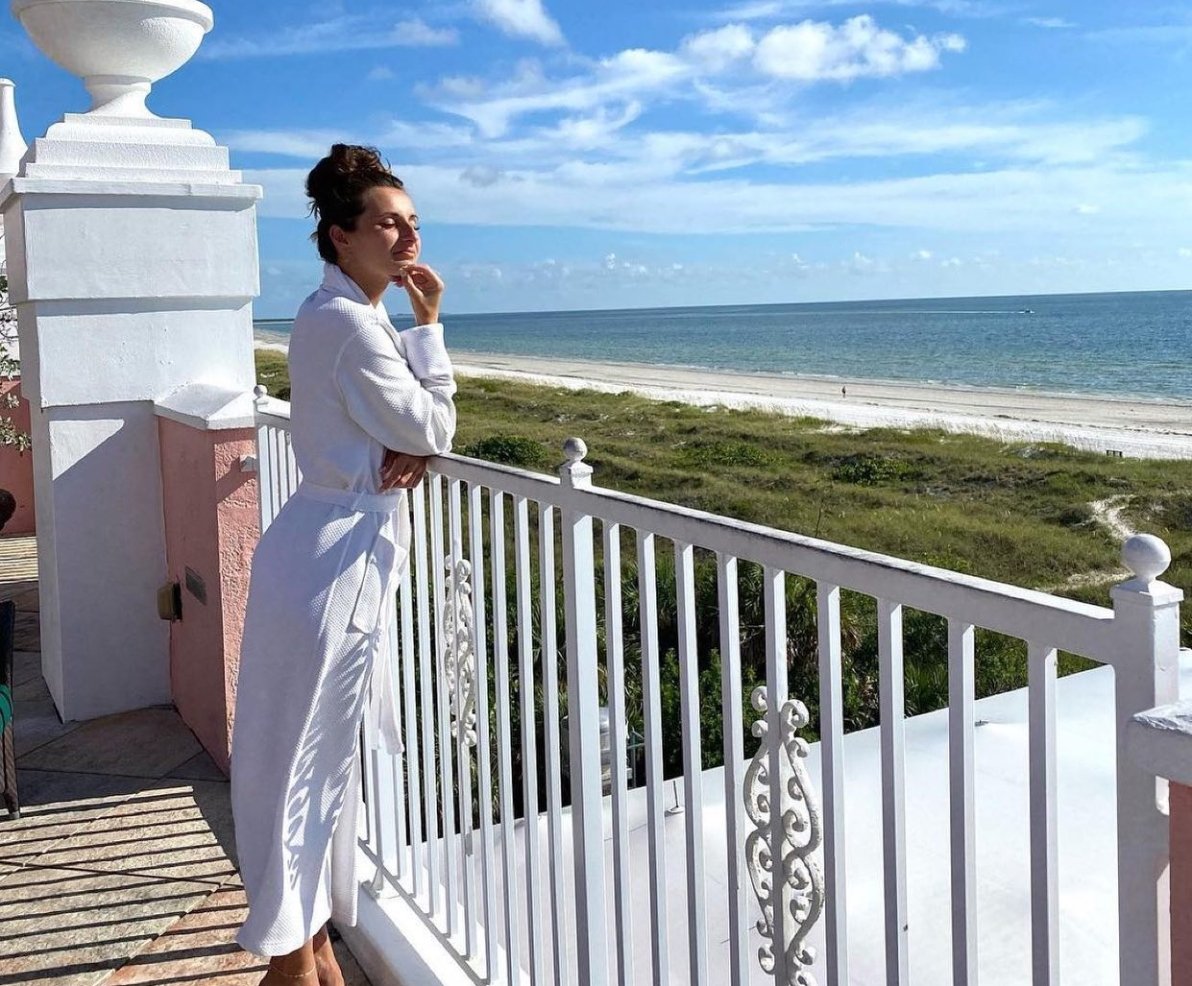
[252,401,1181,986]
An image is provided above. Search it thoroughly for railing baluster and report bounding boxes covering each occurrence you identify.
[606,523,634,986]
[413,480,440,917]
[283,427,299,494]
[676,542,708,986]
[538,503,568,985]
[949,620,977,985]
[763,565,790,985]
[468,482,499,982]
[431,475,459,933]
[717,554,748,986]
[558,441,609,986]
[254,420,273,533]
[816,581,848,985]
[879,598,909,984]
[388,610,405,883]
[398,491,423,900]
[449,478,477,957]
[637,530,670,986]
[514,494,547,986]
[491,490,522,986]
[1028,642,1059,985]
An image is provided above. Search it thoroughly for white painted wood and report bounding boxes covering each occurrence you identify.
[252,425,1186,986]
[490,490,522,986]
[253,419,273,533]
[676,542,709,986]
[763,565,790,986]
[468,481,499,981]
[431,474,460,934]
[386,609,405,882]
[948,620,977,986]
[1028,642,1058,986]
[413,481,441,917]
[878,599,909,984]
[398,499,423,900]
[1109,570,1183,986]
[559,444,610,986]
[816,581,848,985]
[433,455,1117,663]
[538,503,569,986]
[605,522,635,986]
[636,531,671,985]
[717,554,749,986]
[514,494,547,986]
[448,479,478,959]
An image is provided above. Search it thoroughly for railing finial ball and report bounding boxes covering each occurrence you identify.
[563,437,588,463]
[1122,533,1171,583]
[253,384,268,400]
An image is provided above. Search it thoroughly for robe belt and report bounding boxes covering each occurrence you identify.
[293,480,405,754]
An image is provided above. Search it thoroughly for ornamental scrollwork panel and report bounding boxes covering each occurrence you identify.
[744,686,825,986]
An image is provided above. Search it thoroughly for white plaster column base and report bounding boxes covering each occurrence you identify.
[32,402,172,720]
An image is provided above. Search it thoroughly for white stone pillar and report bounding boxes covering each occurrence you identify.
[0,78,27,361]
[0,1,262,720]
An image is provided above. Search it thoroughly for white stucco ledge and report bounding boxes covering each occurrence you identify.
[153,383,256,430]
[1127,665,1192,788]
[0,176,261,211]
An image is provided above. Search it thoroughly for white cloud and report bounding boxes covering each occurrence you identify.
[245,158,1192,243]
[912,249,934,260]
[473,0,565,46]
[429,15,965,136]
[1178,248,1192,258]
[718,0,995,21]
[202,16,457,59]
[1073,203,1101,215]
[368,66,396,81]
[682,24,756,71]
[1023,16,1075,29]
[753,16,966,81]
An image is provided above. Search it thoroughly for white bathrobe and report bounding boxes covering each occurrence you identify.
[231,262,456,956]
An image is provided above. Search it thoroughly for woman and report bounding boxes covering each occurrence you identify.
[230,144,456,985]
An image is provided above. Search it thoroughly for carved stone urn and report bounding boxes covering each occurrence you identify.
[10,0,214,117]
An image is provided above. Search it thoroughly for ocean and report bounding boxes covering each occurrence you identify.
[255,289,1192,400]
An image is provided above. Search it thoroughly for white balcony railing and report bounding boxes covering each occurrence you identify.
[253,388,1183,986]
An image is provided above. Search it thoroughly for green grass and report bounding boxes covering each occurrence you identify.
[256,349,1191,767]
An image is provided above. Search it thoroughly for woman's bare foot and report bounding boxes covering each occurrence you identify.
[313,925,346,986]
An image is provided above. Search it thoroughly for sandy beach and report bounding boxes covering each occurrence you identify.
[254,341,1192,459]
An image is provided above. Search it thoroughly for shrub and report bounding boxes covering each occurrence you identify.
[462,435,552,469]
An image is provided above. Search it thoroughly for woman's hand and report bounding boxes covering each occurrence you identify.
[396,263,445,326]
[380,448,429,490]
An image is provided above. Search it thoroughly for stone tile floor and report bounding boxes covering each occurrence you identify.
[0,536,373,985]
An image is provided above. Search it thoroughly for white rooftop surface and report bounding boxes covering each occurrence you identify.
[392,655,1191,985]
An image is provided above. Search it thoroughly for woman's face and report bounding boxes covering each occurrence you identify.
[333,185,421,286]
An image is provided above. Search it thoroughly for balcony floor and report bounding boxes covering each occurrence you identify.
[0,536,374,986]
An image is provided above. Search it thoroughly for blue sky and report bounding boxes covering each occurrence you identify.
[5,0,1192,315]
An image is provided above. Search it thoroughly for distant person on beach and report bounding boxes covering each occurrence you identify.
[230,144,456,985]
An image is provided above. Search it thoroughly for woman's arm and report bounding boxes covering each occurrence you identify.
[334,318,457,456]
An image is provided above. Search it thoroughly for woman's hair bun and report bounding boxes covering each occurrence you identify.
[306,144,395,214]
[305,143,405,263]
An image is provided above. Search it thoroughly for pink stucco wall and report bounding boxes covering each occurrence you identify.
[158,416,259,775]
[0,378,34,535]
[1173,783,1192,985]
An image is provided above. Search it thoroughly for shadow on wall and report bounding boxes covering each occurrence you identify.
[0,378,33,535]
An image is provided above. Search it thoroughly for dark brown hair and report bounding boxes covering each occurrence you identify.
[306,144,405,263]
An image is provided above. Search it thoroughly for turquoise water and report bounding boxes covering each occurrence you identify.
[255,289,1192,400]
